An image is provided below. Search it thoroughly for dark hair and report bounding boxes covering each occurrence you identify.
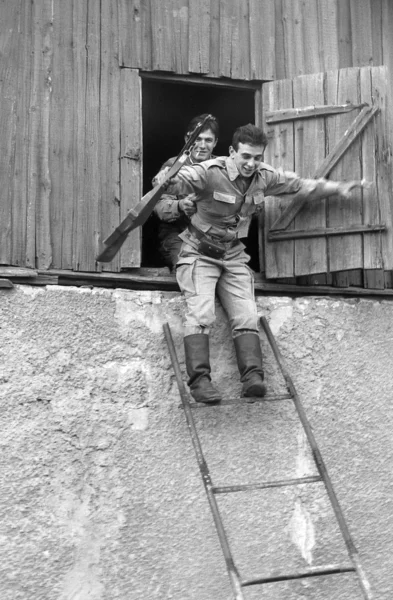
[186,113,219,139]
[232,124,268,150]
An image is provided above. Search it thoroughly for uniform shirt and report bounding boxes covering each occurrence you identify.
[154,154,213,223]
[169,156,334,241]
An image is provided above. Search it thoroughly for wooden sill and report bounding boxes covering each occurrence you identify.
[2,267,393,298]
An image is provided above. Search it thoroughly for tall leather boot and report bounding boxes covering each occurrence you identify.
[233,332,267,397]
[184,334,222,404]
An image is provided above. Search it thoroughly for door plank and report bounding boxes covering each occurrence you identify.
[263,79,295,279]
[293,73,327,277]
[100,0,122,273]
[325,68,363,273]
[120,69,142,268]
[360,67,383,271]
[371,65,393,271]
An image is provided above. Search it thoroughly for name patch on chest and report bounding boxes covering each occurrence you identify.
[213,191,236,204]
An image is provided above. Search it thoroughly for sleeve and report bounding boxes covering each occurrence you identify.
[264,168,346,200]
[166,164,208,198]
[154,194,181,222]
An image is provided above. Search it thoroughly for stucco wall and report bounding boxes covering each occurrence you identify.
[1,285,392,600]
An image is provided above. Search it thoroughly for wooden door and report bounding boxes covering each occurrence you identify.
[262,66,393,289]
[119,68,143,268]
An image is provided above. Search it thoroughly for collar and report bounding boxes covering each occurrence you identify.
[226,156,241,181]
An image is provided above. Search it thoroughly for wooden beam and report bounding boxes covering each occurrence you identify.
[268,223,386,241]
[0,279,14,289]
[0,267,37,278]
[265,102,367,123]
[270,103,380,232]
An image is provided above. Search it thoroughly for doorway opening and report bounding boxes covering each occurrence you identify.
[141,77,259,271]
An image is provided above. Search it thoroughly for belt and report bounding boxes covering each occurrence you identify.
[188,224,240,248]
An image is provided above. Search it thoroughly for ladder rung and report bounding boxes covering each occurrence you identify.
[182,393,292,408]
[242,563,356,586]
[212,475,322,494]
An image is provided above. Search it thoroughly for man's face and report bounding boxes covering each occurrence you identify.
[188,128,217,163]
[229,142,265,177]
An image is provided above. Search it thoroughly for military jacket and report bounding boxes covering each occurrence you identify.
[169,156,332,241]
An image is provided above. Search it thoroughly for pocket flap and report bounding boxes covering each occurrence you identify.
[213,191,236,204]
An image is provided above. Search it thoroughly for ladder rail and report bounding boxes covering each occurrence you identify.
[163,320,373,600]
[260,316,373,600]
[163,323,245,600]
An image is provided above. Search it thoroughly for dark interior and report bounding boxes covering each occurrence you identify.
[141,78,260,271]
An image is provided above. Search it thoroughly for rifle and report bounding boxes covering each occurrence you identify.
[96,114,215,263]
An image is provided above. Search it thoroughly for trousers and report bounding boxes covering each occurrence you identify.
[176,241,258,337]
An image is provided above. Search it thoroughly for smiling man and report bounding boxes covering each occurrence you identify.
[153,114,219,270]
[157,123,366,404]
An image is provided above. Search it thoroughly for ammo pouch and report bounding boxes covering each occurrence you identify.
[198,237,226,259]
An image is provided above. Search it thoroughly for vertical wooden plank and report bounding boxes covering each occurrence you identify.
[0,0,22,264]
[350,0,373,67]
[249,0,275,80]
[231,0,250,80]
[73,0,101,271]
[119,0,152,69]
[218,0,233,78]
[219,0,251,79]
[337,0,352,69]
[317,0,339,71]
[100,0,122,273]
[300,0,321,75]
[274,0,286,80]
[263,79,295,279]
[360,67,383,271]
[27,0,53,269]
[118,0,142,67]
[120,69,142,268]
[50,0,74,269]
[293,73,328,277]
[372,66,393,271]
[381,0,393,269]
[11,0,33,266]
[72,0,87,270]
[151,0,174,71]
[370,0,383,66]
[173,0,189,74]
[325,68,363,274]
[188,0,210,74]
[209,0,220,77]
[281,0,304,77]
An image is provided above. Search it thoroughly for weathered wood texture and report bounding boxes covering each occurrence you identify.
[120,0,388,80]
[263,66,392,287]
[0,0,125,272]
[1,0,393,274]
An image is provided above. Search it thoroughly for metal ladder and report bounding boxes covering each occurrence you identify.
[163,317,373,600]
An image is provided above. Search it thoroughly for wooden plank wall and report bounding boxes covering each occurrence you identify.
[1,0,393,273]
[120,0,389,81]
[263,66,392,286]
[0,0,123,272]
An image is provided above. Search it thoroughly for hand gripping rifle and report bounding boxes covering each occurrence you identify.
[96,114,215,263]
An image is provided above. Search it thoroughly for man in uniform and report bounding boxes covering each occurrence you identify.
[156,123,366,404]
[153,114,219,271]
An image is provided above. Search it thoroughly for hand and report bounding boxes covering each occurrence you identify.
[337,179,373,199]
[179,194,197,216]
